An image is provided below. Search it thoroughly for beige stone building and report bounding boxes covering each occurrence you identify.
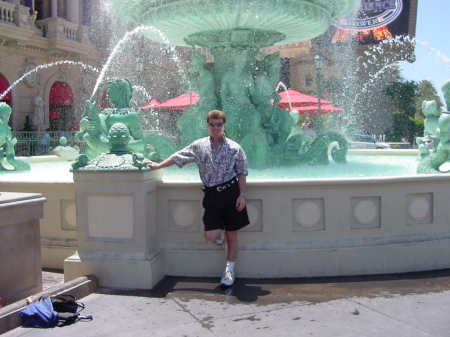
[0,0,102,132]
[0,0,189,134]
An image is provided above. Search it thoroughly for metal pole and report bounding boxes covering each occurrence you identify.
[314,54,323,134]
[317,71,322,133]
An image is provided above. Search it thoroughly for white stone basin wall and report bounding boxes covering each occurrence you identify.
[158,175,450,278]
[1,155,450,286]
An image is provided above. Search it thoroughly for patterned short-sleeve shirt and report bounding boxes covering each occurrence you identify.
[171,136,249,187]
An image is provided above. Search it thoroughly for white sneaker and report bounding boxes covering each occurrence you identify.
[220,269,234,286]
[215,230,224,245]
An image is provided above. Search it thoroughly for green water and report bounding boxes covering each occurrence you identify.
[162,155,421,181]
[0,155,434,183]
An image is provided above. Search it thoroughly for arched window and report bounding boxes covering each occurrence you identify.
[305,75,313,87]
[49,82,74,106]
[0,75,11,102]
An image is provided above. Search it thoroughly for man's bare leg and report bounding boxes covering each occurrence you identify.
[225,231,238,262]
[219,230,238,286]
[204,229,221,243]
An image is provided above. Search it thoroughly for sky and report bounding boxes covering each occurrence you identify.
[399,0,450,97]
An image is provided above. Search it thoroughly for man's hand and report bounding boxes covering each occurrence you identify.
[147,157,175,170]
[236,195,246,211]
[147,161,161,170]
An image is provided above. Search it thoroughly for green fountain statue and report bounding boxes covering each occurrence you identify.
[75,77,176,169]
[417,80,450,174]
[106,0,357,167]
[416,100,440,159]
[72,122,150,171]
[177,51,217,147]
[0,103,30,171]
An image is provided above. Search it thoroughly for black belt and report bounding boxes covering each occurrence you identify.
[202,177,237,193]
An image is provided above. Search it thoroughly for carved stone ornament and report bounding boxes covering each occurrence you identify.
[71,152,151,172]
[20,58,40,88]
[57,67,68,81]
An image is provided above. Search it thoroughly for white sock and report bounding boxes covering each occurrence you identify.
[226,261,235,272]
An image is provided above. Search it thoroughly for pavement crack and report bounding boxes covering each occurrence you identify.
[348,298,435,336]
[171,297,215,332]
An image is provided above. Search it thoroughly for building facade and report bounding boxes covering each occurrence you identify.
[0,0,104,132]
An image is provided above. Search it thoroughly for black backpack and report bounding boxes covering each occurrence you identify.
[48,295,85,314]
[39,294,92,327]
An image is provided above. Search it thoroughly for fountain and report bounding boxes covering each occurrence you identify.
[417,80,450,174]
[3,0,450,290]
[0,103,30,171]
[74,77,176,163]
[105,0,358,168]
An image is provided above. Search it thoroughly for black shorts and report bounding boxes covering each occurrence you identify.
[202,177,250,232]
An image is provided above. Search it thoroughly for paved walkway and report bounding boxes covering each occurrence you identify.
[4,270,450,336]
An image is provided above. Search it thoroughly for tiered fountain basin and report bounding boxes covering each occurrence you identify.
[2,150,450,285]
[112,0,360,47]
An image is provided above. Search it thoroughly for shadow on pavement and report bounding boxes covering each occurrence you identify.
[96,269,450,305]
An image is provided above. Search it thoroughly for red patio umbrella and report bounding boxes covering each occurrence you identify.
[157,92,200,110]
[294,105,345,115]
[277,89,331,109]
[142,99,161,109]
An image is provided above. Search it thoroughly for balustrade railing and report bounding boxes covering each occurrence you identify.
[11,130,178,156]
[0,1,16,24]
[35,17,78,41]
[12,131,79,156]
[0,4,91,45]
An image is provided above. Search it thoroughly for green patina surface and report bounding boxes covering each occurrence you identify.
[74,0,362,170]
[74,78,176,170]
[417,80,450,174]
[0,103,30,171]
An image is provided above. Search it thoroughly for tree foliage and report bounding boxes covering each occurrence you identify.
[415,80,443,117]
[384,111,423,143]
[384,78,444,142]
[384,80,418,117]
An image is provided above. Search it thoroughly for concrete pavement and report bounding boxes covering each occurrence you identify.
[4,270,450,336]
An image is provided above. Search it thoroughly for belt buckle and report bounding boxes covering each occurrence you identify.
[216,179,235,192]
[217,184,228,192]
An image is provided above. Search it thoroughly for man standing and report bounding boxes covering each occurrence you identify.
[147,109,249,287]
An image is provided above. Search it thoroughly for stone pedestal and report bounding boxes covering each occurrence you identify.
[0,192,46,305]
[64,169,165,289]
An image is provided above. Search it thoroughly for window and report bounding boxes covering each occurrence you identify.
[34,0,44,20]
[82,0,92,26]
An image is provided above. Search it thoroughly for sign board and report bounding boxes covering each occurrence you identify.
[316,0,415,45]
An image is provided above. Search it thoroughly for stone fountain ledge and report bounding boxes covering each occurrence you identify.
[0,150,434,275]
[19,155,76,163]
